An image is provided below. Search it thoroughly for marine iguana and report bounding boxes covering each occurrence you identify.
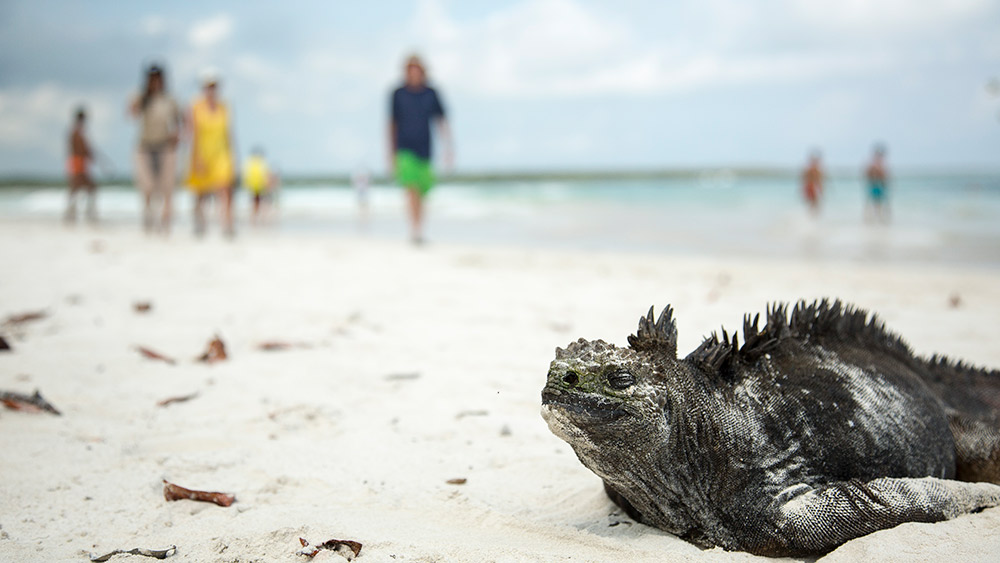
[541,299,1000,556]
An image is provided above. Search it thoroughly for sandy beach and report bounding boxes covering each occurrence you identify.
[2,220,999,563]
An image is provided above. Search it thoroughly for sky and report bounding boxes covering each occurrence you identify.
[1,0,999,176]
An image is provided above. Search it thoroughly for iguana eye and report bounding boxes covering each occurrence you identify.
[607,372,635,390]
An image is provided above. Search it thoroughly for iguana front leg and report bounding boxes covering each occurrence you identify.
[758,477,1000,556]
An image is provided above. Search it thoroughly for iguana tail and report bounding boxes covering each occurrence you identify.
[920,356,1000,419]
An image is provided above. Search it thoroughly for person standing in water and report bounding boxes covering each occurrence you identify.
[388,54,453,244]
[864,144,890,224]
[130,63,183,235]
[65,107,98,224]
[187,69,236,237]
[801,150,824,217]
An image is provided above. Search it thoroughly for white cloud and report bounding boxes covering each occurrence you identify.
[141,14,169,37]
[404,0,996,99]
[0,85,115,150]
[786,0,993,35]
[189,14,234,49]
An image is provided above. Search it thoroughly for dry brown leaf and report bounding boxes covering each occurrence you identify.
[196,334,227,363]
[297,537,362,560]
[0,390,61,415]
[90,545,176,561]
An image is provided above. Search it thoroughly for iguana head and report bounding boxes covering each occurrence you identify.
[541,306,679,460]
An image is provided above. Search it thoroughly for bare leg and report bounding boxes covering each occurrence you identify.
[143,192,155,232]
[193,193,208,237]
[161,190,173,235]
[159,148,177,235]
[64,183,80,224]
[406,187,424,244]
[220,186,235,237]
[83,180,98,224]
[135,150,156,232]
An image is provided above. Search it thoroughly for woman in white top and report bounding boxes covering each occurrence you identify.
[130,64,183,234]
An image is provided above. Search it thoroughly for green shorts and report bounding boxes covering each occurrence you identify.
[396,150,434,196]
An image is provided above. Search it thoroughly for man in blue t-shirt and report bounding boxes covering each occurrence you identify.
[388,54,453,244]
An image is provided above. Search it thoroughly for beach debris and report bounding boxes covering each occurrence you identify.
[296,537,362,561]
[162,480,235,507]
[0,335,10,351]
[136,345,176,365]
[0,389,61,415]
[90,545,176,562]
[134,301,153,313]
[446,478,467,485]
[948,293,962,309]
[3,310,47,327]
[196,334,228,363]
[256,340,311,351]
[384,372,420,381]
[156,392,199,408]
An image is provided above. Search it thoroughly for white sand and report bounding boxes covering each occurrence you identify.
[1,221,998,562]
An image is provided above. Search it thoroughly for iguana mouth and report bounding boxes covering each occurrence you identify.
[542,388,629,421]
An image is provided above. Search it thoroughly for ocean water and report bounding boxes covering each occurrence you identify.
[2,172,999,267]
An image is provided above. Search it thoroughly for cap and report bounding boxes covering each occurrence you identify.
[200,67,221,86]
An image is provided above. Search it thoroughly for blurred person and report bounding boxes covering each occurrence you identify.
[864,144,890,224]
[352,164,371,230]
[243,147,277,226]
[801,150,824,217]
[186,69,236,237]
[129,63,183,235]
[388,54,453,244]
[65,107,98,224]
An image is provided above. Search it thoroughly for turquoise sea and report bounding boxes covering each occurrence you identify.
[2,171,999,267]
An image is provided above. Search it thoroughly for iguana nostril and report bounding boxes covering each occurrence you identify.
[563,372,579,386]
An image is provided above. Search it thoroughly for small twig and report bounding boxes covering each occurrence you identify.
[256,340,312,351]
[196,334,227,363]
[297,537,362,560]
[0,390,61,415]
[162,480,235,507]
[3,310,47,326]
[383,372,420,381]
[134,302,153,313]
[135,346,176,365]
[90,545,176,562]
[156,393,199,408]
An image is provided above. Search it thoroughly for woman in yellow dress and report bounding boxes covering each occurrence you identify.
[187,70,236,236]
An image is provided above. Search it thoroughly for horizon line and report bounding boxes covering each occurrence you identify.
[1,164,999,187]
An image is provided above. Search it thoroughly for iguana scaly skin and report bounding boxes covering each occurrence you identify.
[541,300,1000,556]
